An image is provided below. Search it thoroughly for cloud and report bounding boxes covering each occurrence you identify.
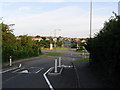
[5,5,110,38]
[1,3,11,7]
[18,6,31,11]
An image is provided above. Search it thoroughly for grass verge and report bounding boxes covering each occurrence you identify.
[42,47,68,50]
[76,50,88,53]
[56,47,68,50]
[46,52,61,56]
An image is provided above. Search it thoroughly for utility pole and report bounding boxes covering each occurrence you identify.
[90,0,92,39]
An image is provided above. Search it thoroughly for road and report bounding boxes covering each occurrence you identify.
[2,48,84,89]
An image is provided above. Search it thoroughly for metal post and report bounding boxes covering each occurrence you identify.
[10,56,12,66]
[19,64,22,68]
[55,59,57,73]
[58,57,62,67]
[85,53,87,58]
[54,30,57,50]
[90,0,92,39]
[54,29,61,50]
[77,43,79,49]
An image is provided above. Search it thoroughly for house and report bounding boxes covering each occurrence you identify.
[32,37,43,42]
[81,39,86,43]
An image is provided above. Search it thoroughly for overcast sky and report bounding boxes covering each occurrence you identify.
[0,0,119,38]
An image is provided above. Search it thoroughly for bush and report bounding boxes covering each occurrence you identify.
[86,15,120,88]
[1,23,42,62]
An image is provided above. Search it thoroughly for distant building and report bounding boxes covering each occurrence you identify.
[118,1,120,15]
[81,40,86,43]
[46,37,50,41]
[32,37,43,42]
[75,38,81,43]
[16,37,21,40]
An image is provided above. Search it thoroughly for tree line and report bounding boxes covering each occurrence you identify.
[2,23,42,62]
[1,23,64,62]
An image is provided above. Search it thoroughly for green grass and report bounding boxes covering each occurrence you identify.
[75,58,89,62]
[76,50,88,53]
[46,52,61,56]
[42,47,68,50]
[56,47,68,50]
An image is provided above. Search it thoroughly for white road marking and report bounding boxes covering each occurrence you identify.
[1,67,18,73]
[19,70,29,73]
[62,65,73,68]
[12,67,25,73]
[35,68,44,74]
[43,67,54,90]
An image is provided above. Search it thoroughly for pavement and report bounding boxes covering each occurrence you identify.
[73,62,105,88]
[1,48,105,89]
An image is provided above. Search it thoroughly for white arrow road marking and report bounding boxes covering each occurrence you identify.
[19,70,29,73]
[43,67,54,90]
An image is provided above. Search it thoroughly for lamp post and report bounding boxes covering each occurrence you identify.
[54,29,61,50]
[89,0,92,63]
[90,0,92,39]
[0,17,3,69]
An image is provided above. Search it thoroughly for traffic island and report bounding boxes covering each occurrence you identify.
[48,57,63,76]
[48,67,63,76]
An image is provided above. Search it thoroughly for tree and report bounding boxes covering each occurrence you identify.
[2,23,42,62]
[86,14,120,88]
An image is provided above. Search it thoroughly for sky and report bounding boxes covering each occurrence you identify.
[0,0,119,38]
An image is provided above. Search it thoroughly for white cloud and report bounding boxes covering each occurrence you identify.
[5,5,110,38]
[18,6,31,11]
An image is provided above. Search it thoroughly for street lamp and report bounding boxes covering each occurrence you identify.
[54,29,61,37]
[90,0,92,39]
[54,29,61,49]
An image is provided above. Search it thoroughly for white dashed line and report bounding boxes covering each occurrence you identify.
[43,67,54,90]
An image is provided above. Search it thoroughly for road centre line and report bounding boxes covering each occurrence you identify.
[43,67,54,90]
[1,67,18,73]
